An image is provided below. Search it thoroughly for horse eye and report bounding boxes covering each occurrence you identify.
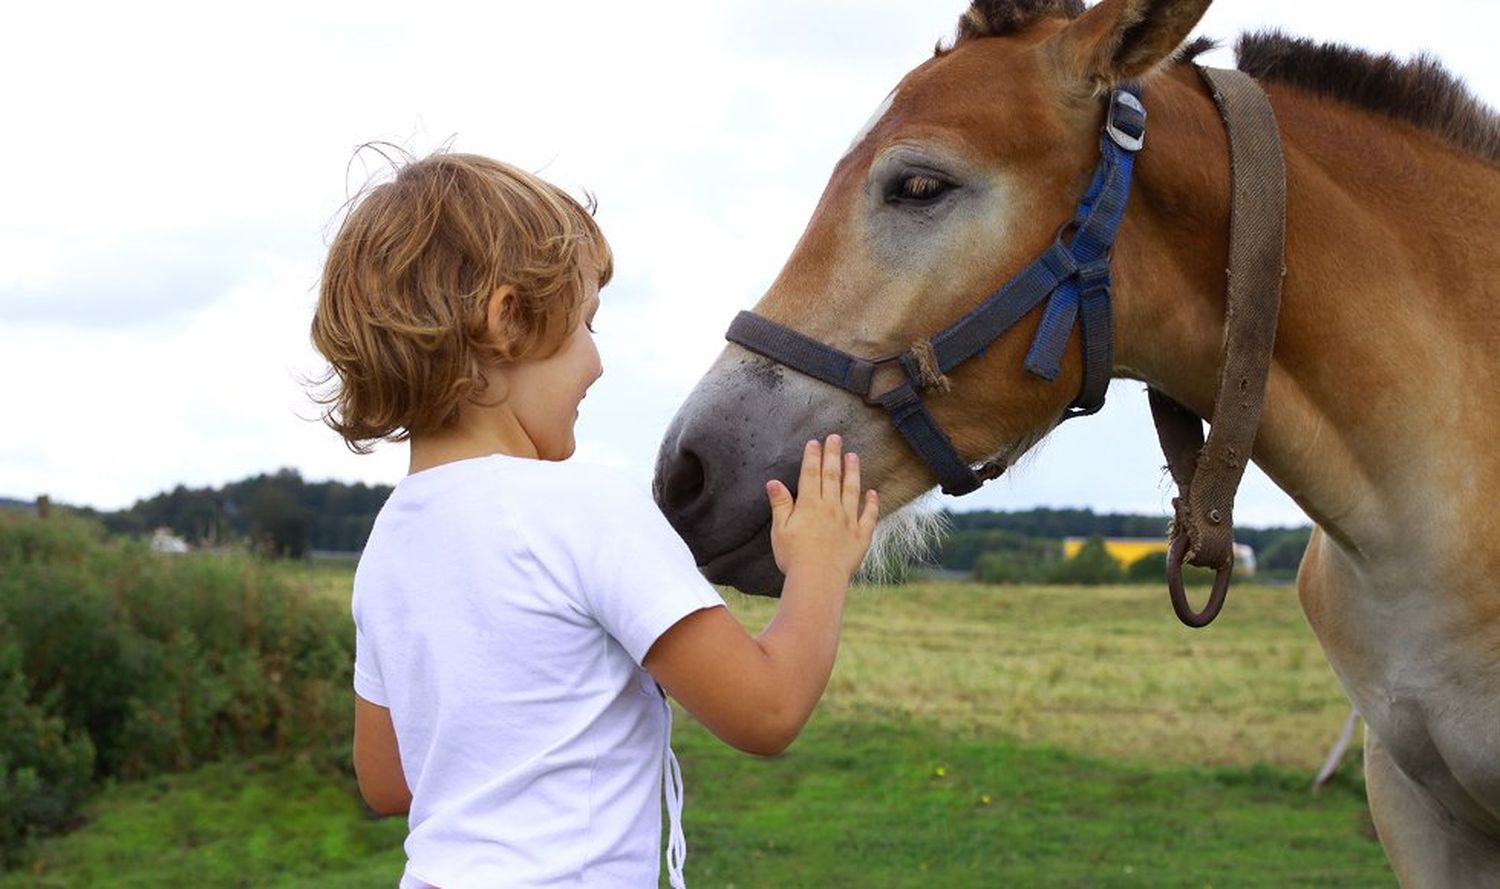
[891,173,951,204]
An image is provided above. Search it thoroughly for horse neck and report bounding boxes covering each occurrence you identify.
[1111,65,1500,560]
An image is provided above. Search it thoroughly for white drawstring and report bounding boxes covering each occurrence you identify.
[663,701,688,888]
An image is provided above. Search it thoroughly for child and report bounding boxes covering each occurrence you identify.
[310,152,877,888]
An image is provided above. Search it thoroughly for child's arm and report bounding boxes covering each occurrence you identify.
[644,434,877,756]
[353,694,413,816]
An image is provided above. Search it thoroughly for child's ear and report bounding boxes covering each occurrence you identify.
[485,285,516,353]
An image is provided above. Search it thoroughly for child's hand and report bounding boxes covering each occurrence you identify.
[765,435,879,582]
[648,434,878,756]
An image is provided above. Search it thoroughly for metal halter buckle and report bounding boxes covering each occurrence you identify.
[1106,90,1146,152]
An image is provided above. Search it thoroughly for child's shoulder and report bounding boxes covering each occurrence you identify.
[494,456,646,502]
[482,459,671,562]
[398,455,653,521]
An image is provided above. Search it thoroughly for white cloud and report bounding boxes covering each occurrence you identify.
[2,0,1494,526]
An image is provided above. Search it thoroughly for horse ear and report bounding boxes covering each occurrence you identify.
[1047,0,1212,93]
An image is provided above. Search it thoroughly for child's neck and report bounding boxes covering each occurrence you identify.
[408,412,538,475]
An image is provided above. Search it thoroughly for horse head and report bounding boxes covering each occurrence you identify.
[654,0,1213,594]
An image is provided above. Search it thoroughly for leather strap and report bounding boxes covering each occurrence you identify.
[1151,66,1286,626]
[726,311,877,397]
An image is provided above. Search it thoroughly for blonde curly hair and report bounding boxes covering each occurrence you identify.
[311,151,612,453]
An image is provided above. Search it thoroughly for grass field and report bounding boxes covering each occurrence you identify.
[4,573,1393,887]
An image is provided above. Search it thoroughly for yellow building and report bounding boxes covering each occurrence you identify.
[1062,537,1257,575]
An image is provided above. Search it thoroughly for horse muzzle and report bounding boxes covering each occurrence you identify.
[651,358,808,595]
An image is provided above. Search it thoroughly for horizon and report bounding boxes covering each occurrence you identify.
[0,471,1318,531]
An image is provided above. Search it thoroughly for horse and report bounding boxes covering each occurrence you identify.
[652,0,1500,882]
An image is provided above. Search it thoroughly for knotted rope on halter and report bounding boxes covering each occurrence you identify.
[909,340,952,393]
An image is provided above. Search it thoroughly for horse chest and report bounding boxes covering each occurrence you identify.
[1304,542,1500,836]
[1371,696,1500,839]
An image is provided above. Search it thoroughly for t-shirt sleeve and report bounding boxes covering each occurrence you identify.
[575,474,727,665]
[352,618,388,707]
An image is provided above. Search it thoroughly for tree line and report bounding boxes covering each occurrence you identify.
[936,508,1313,583]
[49,474,1313,578]
[70,469,390,559]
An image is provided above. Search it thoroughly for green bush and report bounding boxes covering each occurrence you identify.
[1045,536,1123,585]
[966,533,1061,584]
[940,529,1054,572]
[0,513,353,864]
[973,550,1049,584]
[0,617,95,867]
[1124,550,1220,586]
[1125,550,1168,583]
[1258,531,1312,576]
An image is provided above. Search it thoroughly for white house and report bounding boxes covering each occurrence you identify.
[150,527,190,554]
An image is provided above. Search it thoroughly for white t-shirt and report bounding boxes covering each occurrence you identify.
[352,455,725,888]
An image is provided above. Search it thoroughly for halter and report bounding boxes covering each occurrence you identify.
[726,85,1147,496]
[722,72,1286,629]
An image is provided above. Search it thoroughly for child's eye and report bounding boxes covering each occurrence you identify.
[586,321,598,334]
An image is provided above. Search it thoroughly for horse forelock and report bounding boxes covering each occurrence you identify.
[1237,31,1500,166]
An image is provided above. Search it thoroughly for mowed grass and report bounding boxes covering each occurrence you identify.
[679,582,1390,886]
[746,580,1353,771]
[4,576,1392,887]
[677,717,1386,887]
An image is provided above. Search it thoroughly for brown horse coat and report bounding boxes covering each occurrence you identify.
[655,1,1500,882]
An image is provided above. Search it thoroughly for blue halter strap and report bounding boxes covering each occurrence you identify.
[726,85,1146,496]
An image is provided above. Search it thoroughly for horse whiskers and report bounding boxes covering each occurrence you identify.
[858,493,949,585]
[853,415,1065,585]
[853,427,1056,585]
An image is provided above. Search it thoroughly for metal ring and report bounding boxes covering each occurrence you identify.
[1166,534,1233,628]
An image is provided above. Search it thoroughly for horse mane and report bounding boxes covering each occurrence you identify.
[944,6,1500,166]
[1235,31,1500,166]
[951,0,1084,43]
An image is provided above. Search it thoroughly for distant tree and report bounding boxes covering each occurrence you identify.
[939,528,1054,571]
[1124,550,1218,586]
[50,468,391,554]
[72,478,1318,564]
[1047,535,1123,585]
[1259,530,1313,575]
[942,508,1169,541]
[248,485,312,559]
[1232,523,1313,557]
[975,550,1049,584]
[306,480,385,551]
[1126,551,1168,584]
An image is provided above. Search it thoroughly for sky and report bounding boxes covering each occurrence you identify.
[2,0,1495,527]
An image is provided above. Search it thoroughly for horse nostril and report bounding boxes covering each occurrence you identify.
[659,446,707,515]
